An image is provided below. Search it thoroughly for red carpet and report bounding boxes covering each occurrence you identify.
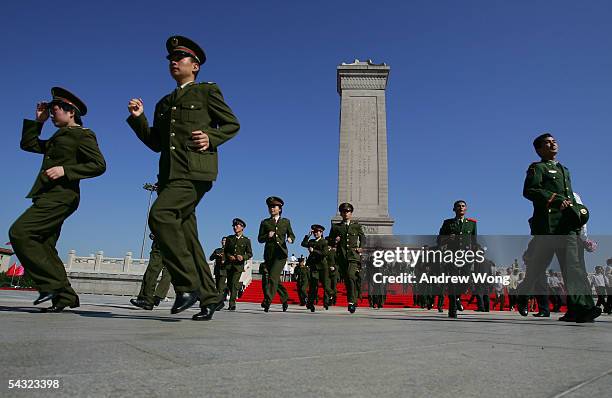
[239,280,565,311]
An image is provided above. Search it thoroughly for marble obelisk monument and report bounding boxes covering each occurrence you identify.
[333,60,394,235]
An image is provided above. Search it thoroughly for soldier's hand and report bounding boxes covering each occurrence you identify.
[44,166,65,180]
[335,236,341,243]
[287,237,293,244]
[355,248,363,254]
[36,102,49,122]
[236,255,244,261]
[308,247,314,253]
[268,231,275,238]
[128,98,144,117]
[560,199,572,210]
[228,255,236,261]
[191,130,210,151]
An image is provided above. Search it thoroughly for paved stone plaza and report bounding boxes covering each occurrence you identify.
[1,290,610,397]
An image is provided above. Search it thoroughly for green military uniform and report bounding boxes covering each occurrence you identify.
[210,246,226,298]
[9,88,106,310]
[295,259,309,305]
[437,216,477,317]
[126,37,240,312]
[325,245,339,304]
[301,229,329,311]
[328,217,365,308]
[137,238,172,306]
[223,233,253,308]
[258,214,295,308]
[520,159,595,318]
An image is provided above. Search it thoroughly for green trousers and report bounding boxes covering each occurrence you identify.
[138,243,172,305]
[338,259,361,304]
[329,269,338,299]
[214,266,227,298]
[308,267,333,305]
[226,264,244,306]
[264,256,288,304]
[9,190,80,307]
[520,234,594,311]
[296,270,309,303]
[148,179,217,307]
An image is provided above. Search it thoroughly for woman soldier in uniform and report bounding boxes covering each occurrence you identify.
[9,87,106,312]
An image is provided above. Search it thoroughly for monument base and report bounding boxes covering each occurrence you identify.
[331,216,394,235]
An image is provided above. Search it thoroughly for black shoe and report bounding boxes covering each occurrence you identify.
[532,312,550,318]
[130,298,153,311]
[348,303,356,314]
[228,305,236,311]
[448,310,458,319]
[518,303,529,317]
[282,302,288,312]
[171,291,200,314]
[475,308,484,312]
[310,304,315,313]
[214,300,225,311]
[192,304,216,321]
[153,297,162,307]
[575,306,602,323]
[438,307,444,313]
[558,312,575,322]
[41,305,66,313]
[263,301,270,312]
[457,301,464,312]
[34,292,56,306]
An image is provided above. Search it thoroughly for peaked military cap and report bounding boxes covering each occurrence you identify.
[50,87,87,116]
[166,35,206,65]
[311,224,325,232]
[562,203,589,230]
[338,202,354,212]
[266,196,284,207]
[232,218,246,228]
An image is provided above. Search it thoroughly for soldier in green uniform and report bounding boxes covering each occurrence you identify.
[328,202,365,314]
[127,35,240,320]
[130,233,172,310]
[518,133,600,323]
[9,87,106,312]
[325,237,339,305]
[301,224,329,312]
[294,257,309,306]
[223,218,253,311]
[210,237,227,305]
[437,200,477,318]
[257,196,295,312]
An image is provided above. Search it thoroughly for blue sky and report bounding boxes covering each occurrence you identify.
[1,1,611,263]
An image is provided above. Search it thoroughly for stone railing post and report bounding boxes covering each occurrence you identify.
[123,251,132,272]
[67,249,76,270]
[94,251,103,272]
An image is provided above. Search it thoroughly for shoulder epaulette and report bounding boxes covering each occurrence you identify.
[467,218,477,223]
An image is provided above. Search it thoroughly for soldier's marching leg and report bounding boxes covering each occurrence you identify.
[227,266,241,310]
[132,244,164,309]
[345,261,360,313]
[267,257,289,310]
[321,266,332,310]
[148,180,212,314]
[9,192,80,309]
[184,212,218,309]
[307,272,317,312]
[154,266,172,305]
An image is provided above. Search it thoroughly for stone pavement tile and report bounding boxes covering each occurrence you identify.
[1,291,611,398]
